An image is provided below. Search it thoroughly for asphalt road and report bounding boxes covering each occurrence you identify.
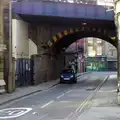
[0,72,117,120]
[77,73,118,120]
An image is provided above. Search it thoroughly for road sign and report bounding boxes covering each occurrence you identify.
[0,108,32,119]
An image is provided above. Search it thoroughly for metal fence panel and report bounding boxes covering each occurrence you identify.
[16,58,32,87]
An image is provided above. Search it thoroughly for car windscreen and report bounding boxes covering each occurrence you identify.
[62,69,73,73]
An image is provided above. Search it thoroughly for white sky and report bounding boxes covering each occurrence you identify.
[66,0,114,6]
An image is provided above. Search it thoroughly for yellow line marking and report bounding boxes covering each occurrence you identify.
[53,36,57,42]
[110,36,116,41]
[70,28,73,33]
[47,41,53,47]
[64,30,68,35]
[58,33,62,39]
[75,28,79,32]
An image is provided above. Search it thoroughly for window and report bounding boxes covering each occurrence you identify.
[62,69,73,73]
[87,40,93,44]
[97,40,102,43]
[88,46,93,52]
[88,46,93,56]
[97,46,102,55]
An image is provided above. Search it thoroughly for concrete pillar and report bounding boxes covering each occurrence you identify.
[12,19,29,58]
[0,1,6,92]
[30,26,57,81]
[117,18,120,93]
[29,25,65,82]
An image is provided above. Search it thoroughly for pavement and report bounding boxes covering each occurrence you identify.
[0,72,114,120]
[0,72,90,106]
[76,73,118,120]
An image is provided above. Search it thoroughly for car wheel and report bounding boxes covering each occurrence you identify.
[60,80,64,84]
[73,78,77,83]
[117,88,119,93]
[74,80,77,83]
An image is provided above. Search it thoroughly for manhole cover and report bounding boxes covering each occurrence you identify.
[86,88,96,91]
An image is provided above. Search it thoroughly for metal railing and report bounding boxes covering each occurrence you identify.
[17,0,113,5]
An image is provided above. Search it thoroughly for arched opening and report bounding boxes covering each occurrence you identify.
[47,27,117,53]
[65,38,117,73]
[47,27,117,73]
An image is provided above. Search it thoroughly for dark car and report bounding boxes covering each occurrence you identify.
[60,68,77,83]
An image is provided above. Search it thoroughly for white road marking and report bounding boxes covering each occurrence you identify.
[64,112,73,119]
[32,112,37,115]
[66,90,72,94]
[98,89,116,92]
[0,83,59,109]
[0,108,32,119]
[60,101,69,103]
[57,93,64,99]
[39,114,48,120]
[41,100,53,108]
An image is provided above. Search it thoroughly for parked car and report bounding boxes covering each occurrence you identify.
[60,68,77,83]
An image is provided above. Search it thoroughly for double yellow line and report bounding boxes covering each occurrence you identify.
[75,76,109,113]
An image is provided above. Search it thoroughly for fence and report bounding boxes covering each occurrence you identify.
[15,58,32,87]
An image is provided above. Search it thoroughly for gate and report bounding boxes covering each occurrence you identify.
[15,58,32,87]
[107,61,117,71]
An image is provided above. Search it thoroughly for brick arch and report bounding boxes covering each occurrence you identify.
[47,27,117,52]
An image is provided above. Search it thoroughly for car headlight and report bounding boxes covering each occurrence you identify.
[61,75,64,78]
[70,75,74,78]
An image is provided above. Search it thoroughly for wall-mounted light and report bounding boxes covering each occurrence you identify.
[82,23,87,25]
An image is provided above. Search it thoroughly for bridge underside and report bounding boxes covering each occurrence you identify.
[19,14,114,28]
[20,15,116,84]
[51,29,116,53]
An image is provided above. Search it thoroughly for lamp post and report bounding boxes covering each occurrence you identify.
[75,40,78,73]
[114,0,120,104]
[8,0,13,93]
[8,0,17,92]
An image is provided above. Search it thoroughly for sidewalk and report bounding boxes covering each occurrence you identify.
[77,74,118,120]
[0,72,90,106]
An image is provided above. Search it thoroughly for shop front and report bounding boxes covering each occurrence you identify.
[86,56,107,72]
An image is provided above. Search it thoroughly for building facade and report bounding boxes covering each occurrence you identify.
[66,37,117,72]
[85,37,117,71]
[86,37,117,58]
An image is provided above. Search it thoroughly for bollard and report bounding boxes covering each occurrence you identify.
[118,92,120,105]
[12,57,16,91]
